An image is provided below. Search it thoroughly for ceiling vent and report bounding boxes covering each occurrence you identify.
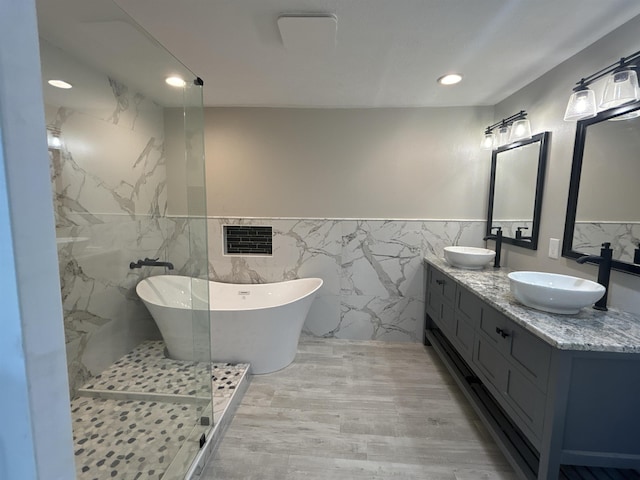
[277,14,337,54]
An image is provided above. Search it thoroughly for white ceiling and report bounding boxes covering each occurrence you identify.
[37,0,640,108]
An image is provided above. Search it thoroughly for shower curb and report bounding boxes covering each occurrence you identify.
[180,367,251,479]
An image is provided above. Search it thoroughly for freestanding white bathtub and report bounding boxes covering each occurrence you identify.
[136,275,323,374]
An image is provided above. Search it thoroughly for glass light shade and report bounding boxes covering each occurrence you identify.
[599,68,640,110]
[496,125,510,147]
[481,132,495,150]
[609,109,640,121]
[508,119,532,142]
[564,89,597,121]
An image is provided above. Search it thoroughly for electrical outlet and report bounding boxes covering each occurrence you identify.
[548,238,560,259]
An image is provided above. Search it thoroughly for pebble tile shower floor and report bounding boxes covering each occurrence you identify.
[71,341,248,480]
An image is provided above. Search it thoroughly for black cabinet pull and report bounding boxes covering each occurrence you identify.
[495,327,510,338]
[436,279,445,285]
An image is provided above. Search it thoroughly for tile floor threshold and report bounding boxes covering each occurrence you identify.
[71,341,249,480]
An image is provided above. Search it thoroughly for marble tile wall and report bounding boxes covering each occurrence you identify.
[207,218,486,342]
[46,77,178,396]
[573,222,640,264]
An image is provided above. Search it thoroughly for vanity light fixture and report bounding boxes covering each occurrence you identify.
[564,48,640,121]
[437,73,463,85]
[481,110,531,150]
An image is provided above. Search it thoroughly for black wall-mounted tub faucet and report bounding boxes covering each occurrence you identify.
[576,242,612,311]
[130,257,174,270]
[483,226,503,268]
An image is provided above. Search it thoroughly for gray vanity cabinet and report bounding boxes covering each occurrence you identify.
[473,321,548,447]
[426,266,475,362]
[429,270,549,447]
[424,261,640,480]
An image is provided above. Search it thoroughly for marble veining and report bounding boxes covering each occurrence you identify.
[208,218,486,343]
[425,255,640,353]
[45,51,211,397]
[573,221,640,264]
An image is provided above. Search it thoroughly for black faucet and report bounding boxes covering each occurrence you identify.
[483,226,503,268]
[634,242,640,264]
[129,257,174,270]
[515,226,531,241]
[576,242,612,311]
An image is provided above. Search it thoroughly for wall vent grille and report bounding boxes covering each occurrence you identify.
[224,225,273,255]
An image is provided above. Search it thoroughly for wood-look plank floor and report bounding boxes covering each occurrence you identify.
[201,336,518,480]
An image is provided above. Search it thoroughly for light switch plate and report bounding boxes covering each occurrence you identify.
[549,238,560,259]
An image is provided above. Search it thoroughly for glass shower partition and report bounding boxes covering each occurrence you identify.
[37,0,212,478]
[160,76,213,478]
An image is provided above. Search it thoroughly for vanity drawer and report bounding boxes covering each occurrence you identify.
[478,305,511,350]
[429,267,456,305]
[478,306,550,392]
[474,333,546,446]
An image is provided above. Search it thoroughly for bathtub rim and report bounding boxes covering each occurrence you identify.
[136,275,324,312]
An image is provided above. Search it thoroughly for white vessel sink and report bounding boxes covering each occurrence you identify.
[444,246,496,270]
[508,271,605,314]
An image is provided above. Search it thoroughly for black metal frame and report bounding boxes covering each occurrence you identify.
[486,132,550,251]
[569,48,640,92]
[562,101,640,276]
[484,110,528,136]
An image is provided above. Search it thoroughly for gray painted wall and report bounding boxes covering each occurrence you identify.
[198,106,494,219]
[495,14,640,314]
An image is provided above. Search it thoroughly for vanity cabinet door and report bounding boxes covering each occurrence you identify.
[427,290,456,337]
[473,334,509,393]
[504,367,546,445]
[454,287,482,362]
[507,323,551,393]
[426,266,456,337]
[474,332,546,446]
[480,306,550,392]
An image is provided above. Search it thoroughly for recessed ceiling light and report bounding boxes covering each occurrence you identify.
[437,74,463,86]
[48,79,73,89]
[166,76,186,88]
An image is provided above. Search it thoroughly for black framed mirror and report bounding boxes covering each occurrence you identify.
[486,131,549,250]
[562,101,640,276]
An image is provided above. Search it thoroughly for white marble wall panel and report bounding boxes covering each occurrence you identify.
[573,222,640,264]
[47,101,166,221]
[56,214,169,395]
[207,218,485,343]
[165,216,210,278]
[45,73,171,396]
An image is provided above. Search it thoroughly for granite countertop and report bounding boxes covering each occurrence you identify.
[424,255,640,353]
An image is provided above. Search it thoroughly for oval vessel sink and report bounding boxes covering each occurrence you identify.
[444,246,496,270]
[508,271,605,315]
